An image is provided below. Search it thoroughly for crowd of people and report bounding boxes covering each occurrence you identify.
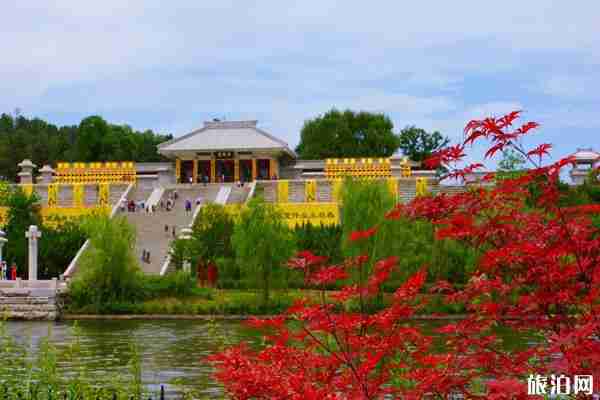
[119,189,207,266]
[0,261,19,280]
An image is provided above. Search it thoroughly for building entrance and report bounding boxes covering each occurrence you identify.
[197,160,211,183]
[181,160,194,184]
[240,160,252,182]
[216,160,235,182]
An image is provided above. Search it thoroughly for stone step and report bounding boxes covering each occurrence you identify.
[0,297,53,304]
[4,311,58,320]
[0,299,56,305]
[124,185,221,275]
[0,304,57,312]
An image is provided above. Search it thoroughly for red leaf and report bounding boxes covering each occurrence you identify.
[349,226,378,242]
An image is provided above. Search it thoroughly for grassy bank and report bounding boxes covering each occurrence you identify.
[66,289,305,315]
[64,289,466,316]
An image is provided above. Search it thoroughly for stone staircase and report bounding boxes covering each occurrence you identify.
[399,179,417,203]
[226,184,250,204]
[317,180,333,202]
[261,181,277,202]
[289,181,305,202]
[0,288,59,320]
[123,185,221,275]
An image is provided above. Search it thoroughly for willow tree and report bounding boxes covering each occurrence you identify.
[232,197,295,306]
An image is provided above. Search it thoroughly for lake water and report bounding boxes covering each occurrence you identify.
[1,319,535,399]
[2,319,262,399]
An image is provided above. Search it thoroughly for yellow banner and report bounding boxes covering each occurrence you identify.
[47,183,59,207]
[277,180,289,203]
[278,202,339,227]
[0,206,109,228]
[73,184,84,207]
[0,207,7,226]
[387,177,398,202]
[401,157,411,177]
[41,206,110,228]
[224,202,340,227]
[416,178,429,196]
[98,183,110,206]
[305,180,317,202]
[331,179,343,203]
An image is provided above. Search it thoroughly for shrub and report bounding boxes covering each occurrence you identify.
[293,223,343,265]
[69,216,143,309]
[190,203,235,263]
[140,270,198,298]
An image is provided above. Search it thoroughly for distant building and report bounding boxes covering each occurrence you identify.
[569,148,600,185]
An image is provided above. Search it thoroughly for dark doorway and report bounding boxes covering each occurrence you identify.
[240,159,253,182]
[216,160,234,182]
[198,160,211,183]
[182,160,194,184]
[257,159,270,180]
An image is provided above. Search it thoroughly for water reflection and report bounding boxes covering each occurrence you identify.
[4,320,261,398]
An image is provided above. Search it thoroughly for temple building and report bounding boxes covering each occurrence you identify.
[157,119,425,183]
[157,120,295,183]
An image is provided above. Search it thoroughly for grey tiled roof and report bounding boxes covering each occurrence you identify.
[158,120,295,157]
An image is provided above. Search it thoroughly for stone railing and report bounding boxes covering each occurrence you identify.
[0,278,67,291]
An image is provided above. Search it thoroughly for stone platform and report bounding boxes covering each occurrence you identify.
[0,280,65,320]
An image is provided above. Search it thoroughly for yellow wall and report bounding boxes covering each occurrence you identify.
[0,206,109,228]
[224,202,339,227]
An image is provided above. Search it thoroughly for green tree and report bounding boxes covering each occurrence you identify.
[190,204,235,265]
[397,126,449,164]
[340,179,477,288]
[496,149,527,181]
[4,187,42,277]
[69,216,142,308]
[295,109,399,159]
[232,197,296,306]
[340,179,395,295]
[39,219,86,279]
[498,148,526,170]
[0,113,173,181]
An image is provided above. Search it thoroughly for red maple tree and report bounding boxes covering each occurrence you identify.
[209,111,600,399]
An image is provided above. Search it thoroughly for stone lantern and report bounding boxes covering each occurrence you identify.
[179,227,193,273]
[38,165,55,184]
[17,159,37,184]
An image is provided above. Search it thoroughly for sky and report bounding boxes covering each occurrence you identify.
[2,1,599,168]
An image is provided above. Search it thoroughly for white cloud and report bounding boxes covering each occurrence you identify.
[0,0,598,157]
[538,75,600,100]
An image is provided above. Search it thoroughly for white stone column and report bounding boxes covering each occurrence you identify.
[25,225,42,281]
[0,229,7,265]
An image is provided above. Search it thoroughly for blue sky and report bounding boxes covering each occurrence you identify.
[2,1,599,167]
